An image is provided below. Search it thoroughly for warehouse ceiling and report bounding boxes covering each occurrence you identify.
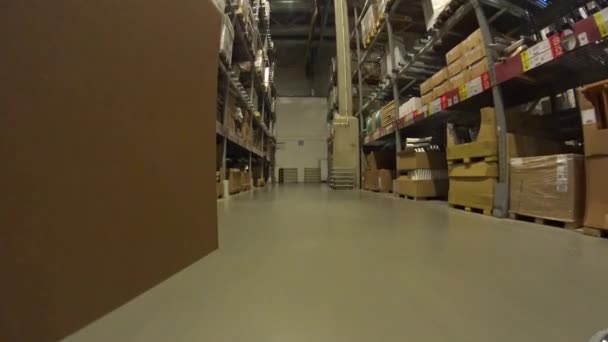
[270,0,335,39]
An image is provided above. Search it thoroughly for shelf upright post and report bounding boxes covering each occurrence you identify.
[386,14,402,153]
[221,71,231,183]
[472,0,508,217]
[353,5,368,180]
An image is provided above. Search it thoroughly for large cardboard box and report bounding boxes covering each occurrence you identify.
[229,168,242,193]
[397,177,449,198]
[578,84,608,157]
[0,1,221,341]
[449,72,466,91]
[397,149,447,171]
[421,92,433,105]
[449,161,498,178]
[241,171,251,190]
[364,169,379,191]
[585,156,608,229]
[448,177,495,211]
[366,151,395,170]
[510,154,584,223]
[378,169,394,193]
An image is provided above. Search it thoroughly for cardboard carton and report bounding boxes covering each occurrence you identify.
[365,169,379,191]
[578,83,608,157]
[420,78,433,95]
[397,176,449,198]
[464,45,486,67]
[397,149,447,171]
[433,81,450,99]
[449,72,466,91]
[446,43,464,65]
[421,92,433,105]
[448,57,466,78]
[585,156,608,229]
[463,29,483,51]
[466,58,489,82]
[510,154,584,223]
[449,161,498,178]
[448,177,495,211]
[229,168,241,193]
[378,169,394,193]
[431,68,448,89]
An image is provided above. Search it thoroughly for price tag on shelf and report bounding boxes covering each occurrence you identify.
[467,77,483,97]
[594,11,608,37]
[430,98,442,114]
[459,85,468,101]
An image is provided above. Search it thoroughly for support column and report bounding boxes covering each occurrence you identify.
[472,0,508,217]
[334,0,352,117]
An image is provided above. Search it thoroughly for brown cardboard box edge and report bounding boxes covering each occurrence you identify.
[397,149,447,171]
[397,177,449,198]
[0,1,221,341]
[585,156,608,229]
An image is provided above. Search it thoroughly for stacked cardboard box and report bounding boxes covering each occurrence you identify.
[380,101,397,127]
[229,168,241,194]
[578,83,608,232]
[257,177,266,187]
[509,155,584,226]
[443,29,489,96]
[396,148,448,199]
[399,97,422,119]
[364,151,395,192]
[447,107,498,214]
[420,68,449,105]
[241,170,251,191]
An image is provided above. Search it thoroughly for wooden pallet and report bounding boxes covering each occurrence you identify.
[399,195,446,201]
[509,213,581,230]
[448,155,498,165]
[450,204,492,216]
[581,227,608,239]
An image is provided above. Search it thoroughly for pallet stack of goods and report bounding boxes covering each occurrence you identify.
[396,138,448,200]
[380,101,397,128]
[446,107,498,215]
[420,29,490,107]
[363,151,395,193]
[256,177,266,187]
[578,81,608,237]
[229,168,242,194]
[508,154,584,229]
[241,170,252,191]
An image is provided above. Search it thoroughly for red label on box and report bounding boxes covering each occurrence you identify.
[445,89,460,108]
[549,35,564,58]
[413,110,424,122]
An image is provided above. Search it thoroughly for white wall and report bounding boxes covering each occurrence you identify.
[275,97,328,182]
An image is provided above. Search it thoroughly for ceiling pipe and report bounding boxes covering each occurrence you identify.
[304,0,319,78]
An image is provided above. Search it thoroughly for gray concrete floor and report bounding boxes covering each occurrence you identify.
[66,184,608,342]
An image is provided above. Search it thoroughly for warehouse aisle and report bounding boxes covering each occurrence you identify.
[66,185,608,342]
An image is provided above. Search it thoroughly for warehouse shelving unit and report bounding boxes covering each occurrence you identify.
[216,0,277,195]
[349,0,608,217]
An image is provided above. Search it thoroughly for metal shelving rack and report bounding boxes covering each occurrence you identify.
[350,0,608,217]
[217,0,277,187]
